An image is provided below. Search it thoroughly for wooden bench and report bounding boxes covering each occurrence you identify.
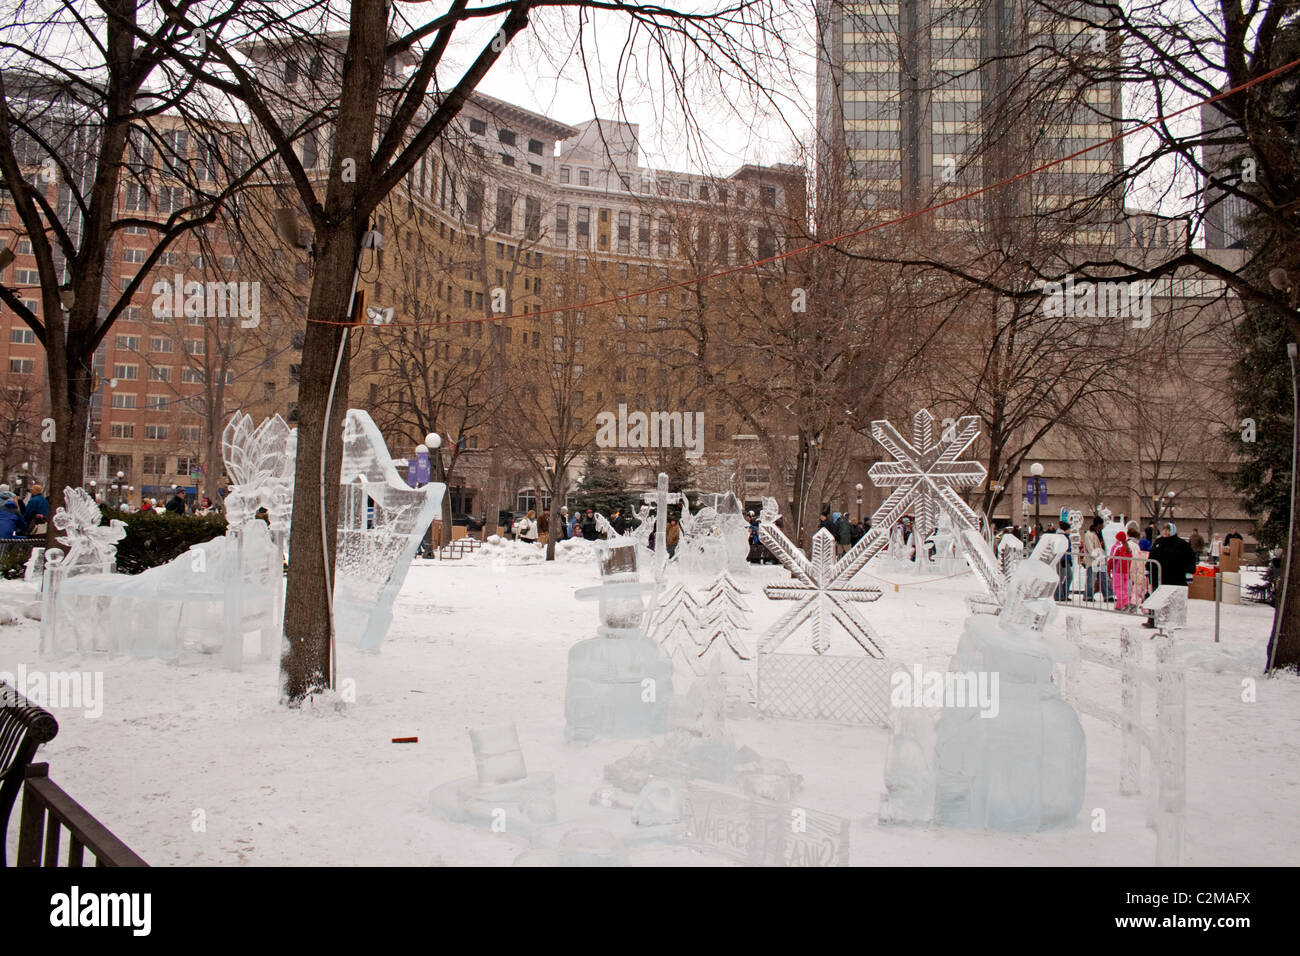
[0,679,58,867]
[17,763,147,867]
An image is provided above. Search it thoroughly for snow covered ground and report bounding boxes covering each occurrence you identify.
[2,554,1295,867]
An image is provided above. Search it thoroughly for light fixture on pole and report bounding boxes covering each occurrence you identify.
[855,481,863,522]
[1030,462,1044,534]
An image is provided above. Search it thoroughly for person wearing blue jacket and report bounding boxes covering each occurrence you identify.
[23,484,49,525]
[0,495,28,538]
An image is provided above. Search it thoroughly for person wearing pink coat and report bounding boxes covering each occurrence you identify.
[1108,531,1132,610]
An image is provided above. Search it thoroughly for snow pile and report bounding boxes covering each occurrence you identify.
[470,535,598,566]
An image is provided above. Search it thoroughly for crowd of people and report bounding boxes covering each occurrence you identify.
[0,482,225,539]
[993,516,1232,621]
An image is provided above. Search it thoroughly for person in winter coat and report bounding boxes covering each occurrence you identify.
[581,508,598,541]
[22,483,49,525]
[1082,517,1108,601]
[1149,523,1197,589]
[0,496,27,538]
[818,512,835,535]
[1125,522,1150,608]
[568,511,581,539]
[1109,531,1132,610]
[665,516,681,557]
[165,489,187,515]
[836,511,854,555]
[1188,528,1205,556]
[537,509,550,543]
[514,509,539,544]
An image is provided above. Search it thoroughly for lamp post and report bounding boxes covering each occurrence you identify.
[855,482,863,523]
[1030,462,1044,536]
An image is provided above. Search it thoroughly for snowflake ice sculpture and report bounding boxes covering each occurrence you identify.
[758,525,884,657]
[52,487,125,569]
[868,409,985,541]
[221,411,295,529]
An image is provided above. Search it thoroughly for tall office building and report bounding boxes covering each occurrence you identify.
[816,0,1124,240]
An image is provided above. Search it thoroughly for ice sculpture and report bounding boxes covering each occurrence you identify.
[697,572,755,709]
[39,488,126,655]
[997,531,1024,578]
[674,491,751,576]
[836,409,1004,598]
[599,671,802,808]
[884,535,1085,831]
[1140,585,1188,632]
[639,472,685,582]
[565,536,674,743]
[649,583,706,686]
[41,412,292,667]
[431,724,558,835]
[334,410,445,652]
[757,526,885,657]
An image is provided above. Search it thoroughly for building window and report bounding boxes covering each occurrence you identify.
[8,358,34,373]
[110,394,137,409]
[115,334,140,350]
[617,211,631,253]
[9,328,35,344]
[528,138,544,155]
[146,424,168,440]
[529,163,542,176]
[283,58,299,85]
[578,169,590,186]
[111,424,134,439]
[495,187,513,233]
[146,394,168,410]
[465,180,483,223]
[181,368,205,384]
[500,152,515,167]
[113,363,138,380]
[469,118,486,135]
[761,185,777,207]
[555,204,569,245]
[498,129,516,146]
[148,366,172,382]
[559,166,571,184]
[150,336,173,352]
[576,207,590,246]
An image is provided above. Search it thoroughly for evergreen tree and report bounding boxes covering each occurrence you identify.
[573,453,633,516]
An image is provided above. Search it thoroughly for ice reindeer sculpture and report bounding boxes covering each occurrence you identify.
[879,535,1086,831]
[334,409,445,652]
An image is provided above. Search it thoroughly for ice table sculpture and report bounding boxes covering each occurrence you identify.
[334,410,445,652]
[565,536,674,743]
[882,535,1085,831]
[431,724,558,835]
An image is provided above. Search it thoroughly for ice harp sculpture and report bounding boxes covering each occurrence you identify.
[431,724,558,835]
[334,409,445,653]
[881,535,1086,831]
[565,536,674,743]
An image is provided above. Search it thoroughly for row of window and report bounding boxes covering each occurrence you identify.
[466,117,546,157]
[103,423,199,441]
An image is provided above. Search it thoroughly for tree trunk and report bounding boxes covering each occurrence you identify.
[1268,414,1300,672]
[280,231,359,703]
[43,355,91,547]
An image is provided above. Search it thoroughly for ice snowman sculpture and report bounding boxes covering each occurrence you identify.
[882,535,1085,831]
[564,536,674,743]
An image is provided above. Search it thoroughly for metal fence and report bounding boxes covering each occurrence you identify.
[1053,553,1162,614]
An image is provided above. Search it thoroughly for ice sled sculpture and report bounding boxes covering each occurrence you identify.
[565,536,674,743]
[41,414,293,666]
[431,724,558,835]
[883,535,1085,831]
[334,410,445,652]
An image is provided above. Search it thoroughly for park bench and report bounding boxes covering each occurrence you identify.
[0,678,58,866]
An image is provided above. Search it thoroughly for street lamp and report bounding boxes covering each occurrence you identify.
[855,482,863,523]
[1030,462,1044,536]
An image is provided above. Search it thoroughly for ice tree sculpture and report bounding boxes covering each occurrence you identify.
[757,525,885,657]
[697,572,755,708]
[334,410,445,653]
[650,584,705,683]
